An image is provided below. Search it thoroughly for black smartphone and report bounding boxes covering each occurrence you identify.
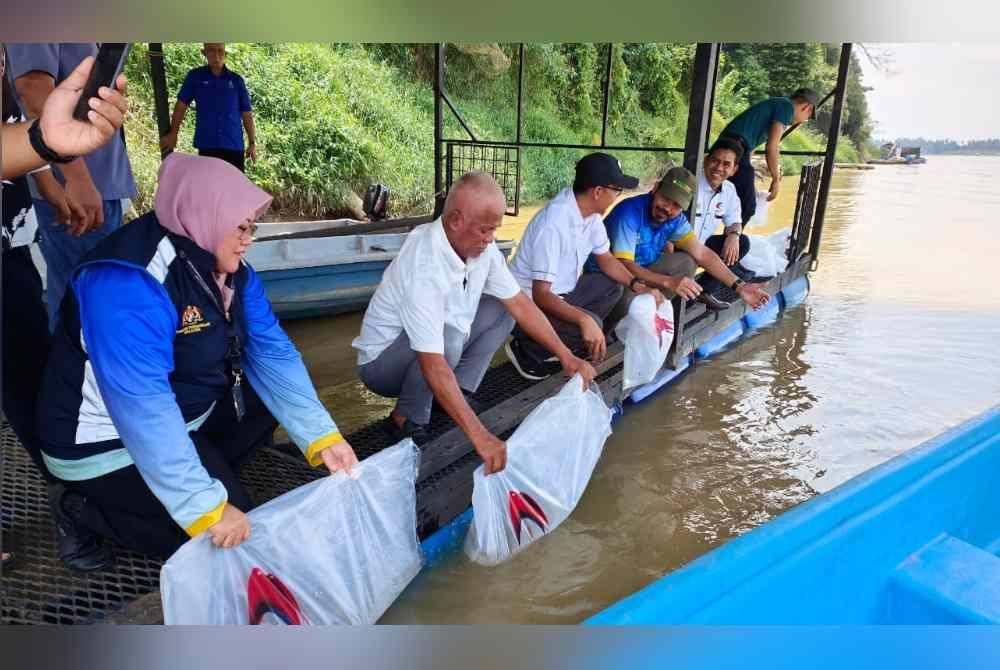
[71,42,130,122]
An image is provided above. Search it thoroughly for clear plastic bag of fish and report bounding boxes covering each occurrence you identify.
[614,293,675,391]
[160,439,422,625]
[741,228,790,277]
[463,376,613,566]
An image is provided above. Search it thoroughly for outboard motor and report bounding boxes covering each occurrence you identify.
[363,183,390,221]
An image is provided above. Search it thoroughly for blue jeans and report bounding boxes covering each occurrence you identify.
[33,198,124,332]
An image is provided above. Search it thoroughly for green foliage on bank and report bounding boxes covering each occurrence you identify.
[123,42,868,218]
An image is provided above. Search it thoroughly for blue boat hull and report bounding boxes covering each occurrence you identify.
[258,260,391,320]
[587,405,1000,624]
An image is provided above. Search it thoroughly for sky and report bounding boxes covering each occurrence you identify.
[856,43,1000,141]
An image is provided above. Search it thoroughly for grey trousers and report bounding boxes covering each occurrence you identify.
[609,250,697,323]
[357,295,515,425]
[513,271,623,362]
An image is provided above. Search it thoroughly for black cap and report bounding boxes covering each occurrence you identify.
[791,87,819,116]
[574,152,640,191]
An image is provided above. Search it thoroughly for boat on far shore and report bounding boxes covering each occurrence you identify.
[868,142,927,165]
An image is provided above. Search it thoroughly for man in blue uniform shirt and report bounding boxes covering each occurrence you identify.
[160,43,257,172]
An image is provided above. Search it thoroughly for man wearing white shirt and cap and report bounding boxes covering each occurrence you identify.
[506,152,663,380]
[353,171,596,475]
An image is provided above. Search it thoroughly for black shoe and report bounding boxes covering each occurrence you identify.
[382,416,430,446]
[696,292,731,311]
[505,339,561,381]
[49,484,115,572]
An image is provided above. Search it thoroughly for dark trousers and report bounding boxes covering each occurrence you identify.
[700,233,751,294]
[64,383,277,559]
[2,246,54,483]
[609,250,697,324]
[513,272,623,362]
[723,135,757,225]
[198,147,246,172]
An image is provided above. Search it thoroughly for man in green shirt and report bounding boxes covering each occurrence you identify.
[717,88,817,225]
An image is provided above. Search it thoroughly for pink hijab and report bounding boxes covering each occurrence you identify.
[154,153,273,311]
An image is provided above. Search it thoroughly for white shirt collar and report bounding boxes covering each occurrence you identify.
[430,218,467,275]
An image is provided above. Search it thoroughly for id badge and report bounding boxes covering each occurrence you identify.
[232,370,246,422]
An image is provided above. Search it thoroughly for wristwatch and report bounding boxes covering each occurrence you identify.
[28,118,77,164]
[730,278,746,291]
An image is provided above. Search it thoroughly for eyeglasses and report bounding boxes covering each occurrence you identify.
[237,222,259,241]
[603,185,624,194]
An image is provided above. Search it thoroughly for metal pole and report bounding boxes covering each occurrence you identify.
[808,43,852,263]
[673,42,720,368]
[600,43,613,147]
[515,43,526,215]
[516,43,525,145]
[148,43,171,158]
[683,43,720,205]
[703,45,721,149]
[433,43,445,218]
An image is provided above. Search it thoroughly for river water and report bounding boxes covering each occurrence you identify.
[283,157,1000,623]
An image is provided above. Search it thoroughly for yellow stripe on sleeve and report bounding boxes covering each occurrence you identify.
[305,431,346,467]
[184,499,228,537]
[673,231,696,248]
[612,251,636,261]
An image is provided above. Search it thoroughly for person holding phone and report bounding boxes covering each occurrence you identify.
[159,43,257,172]
[1,48,130,572]
[6,43,138,332]
[35,153,358,562]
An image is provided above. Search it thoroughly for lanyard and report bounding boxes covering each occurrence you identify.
[180,250,246,422]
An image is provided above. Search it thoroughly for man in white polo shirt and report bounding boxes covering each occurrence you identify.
[353,171,596,474]
[695,137,751,263]
[506,153,663,380]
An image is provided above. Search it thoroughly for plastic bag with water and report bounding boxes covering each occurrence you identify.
[160,439,422,625]
[463,376,613,566]
[613,293,675,392]
[741,228,791,277]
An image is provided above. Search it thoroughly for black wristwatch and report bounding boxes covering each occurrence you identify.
[731,278,746,291]
[28,118,78,164]
[629,276,644,291]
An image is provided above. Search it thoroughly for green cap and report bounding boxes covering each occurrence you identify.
[656,166,696,209]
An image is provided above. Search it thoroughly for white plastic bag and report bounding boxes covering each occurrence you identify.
[741,228,790,277]
[160,439,422,625]
[614,293,675,391]
[464,376,613,566]
[748,191,770,227]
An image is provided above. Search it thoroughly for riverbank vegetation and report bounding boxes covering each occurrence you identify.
[123,43,871,218]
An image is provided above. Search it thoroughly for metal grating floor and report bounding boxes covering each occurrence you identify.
[0,359,589,625]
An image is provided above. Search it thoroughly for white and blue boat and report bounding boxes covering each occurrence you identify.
[247,219,515,319]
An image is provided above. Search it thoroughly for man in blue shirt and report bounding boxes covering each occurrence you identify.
[586,166,771,320]
[160,43,257,172]
[717,88,817,224]
[7,43,139,331]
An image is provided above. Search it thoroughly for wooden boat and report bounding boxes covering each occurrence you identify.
[587,404,1000,624]
[248,218,515,319]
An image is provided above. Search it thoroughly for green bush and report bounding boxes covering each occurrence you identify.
[121,42,869,217]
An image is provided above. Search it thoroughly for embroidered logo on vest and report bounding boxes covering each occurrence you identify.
[177,305,212,335]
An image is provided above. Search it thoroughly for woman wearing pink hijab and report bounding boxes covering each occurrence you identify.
[36,153,358,566]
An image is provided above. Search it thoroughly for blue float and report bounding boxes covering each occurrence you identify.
[780,275,810,309]
[694,320,744,359]
[586,405,1000,624]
